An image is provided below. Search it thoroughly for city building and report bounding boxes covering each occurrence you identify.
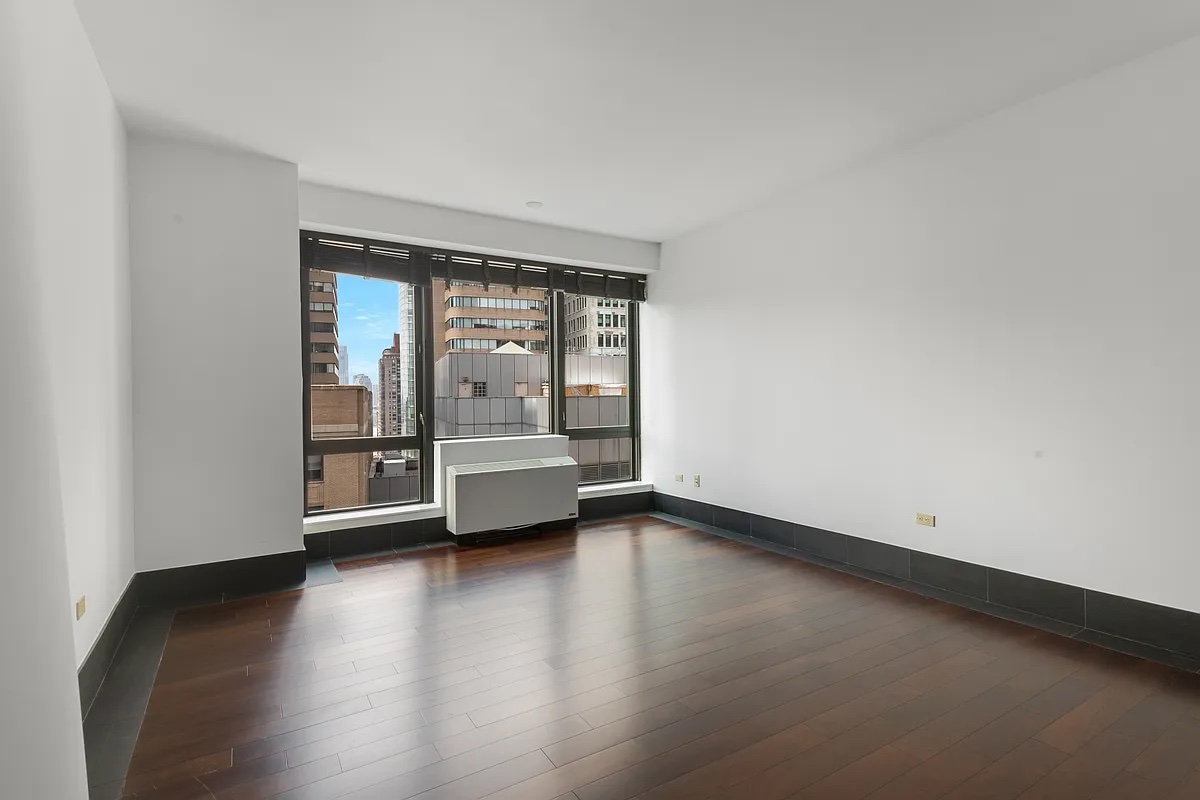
[304,271,378,512]
[378,333,407,436]
[306,384,372,511]
[351,373,379,435]
[433,346,630,482]
[432,278,549,361]
[564,294,629,354]
[396,284,417,433]
[306,268,340,383]
[433,345,550,438]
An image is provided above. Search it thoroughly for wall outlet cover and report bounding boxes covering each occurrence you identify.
[75,595,86,620]
[916,513,936,528]
[693,475,701,487]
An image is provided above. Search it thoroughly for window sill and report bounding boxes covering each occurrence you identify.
[302,481,653,534]
[578,481,653,499]
[303,502,443,534]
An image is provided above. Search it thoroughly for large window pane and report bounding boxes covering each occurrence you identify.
[306,269,418,441]
[433,280,551,437]
[304,268,422,513]
[563,293,629,426]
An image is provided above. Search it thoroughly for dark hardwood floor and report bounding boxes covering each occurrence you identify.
[118,516,1200,799]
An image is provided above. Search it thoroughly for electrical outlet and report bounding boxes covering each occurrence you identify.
[75,595,86,621]
[915,513,936,528]
[675,474,684,482]
[693,474,701,488]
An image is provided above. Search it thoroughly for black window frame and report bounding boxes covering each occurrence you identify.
[300,231,646,516]
[553,291,642,487]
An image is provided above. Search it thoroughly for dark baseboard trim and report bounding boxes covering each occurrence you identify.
[579,489,654,521]
[305,516,451,561]
[81,607,174,800]
[77,575,139,720]
[653,492,1200,673]
[137,550,308,608]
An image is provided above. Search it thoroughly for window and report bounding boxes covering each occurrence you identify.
[306,455,323,481]
[302,232,643,511]
[563,290,639,486]
[436,284,553,438]
[448,296,545,311]
[447,318,546,331]
[446,338,547,353]
[302,264,422,513]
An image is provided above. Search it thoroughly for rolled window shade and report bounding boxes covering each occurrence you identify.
[301,230,647,301]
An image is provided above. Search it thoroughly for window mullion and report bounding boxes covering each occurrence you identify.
[551,291,567,435]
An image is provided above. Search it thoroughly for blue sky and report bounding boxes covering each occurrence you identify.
[336,274,398,383]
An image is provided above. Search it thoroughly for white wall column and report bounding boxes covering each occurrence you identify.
[0,3,91,795]
[129,135,303,572]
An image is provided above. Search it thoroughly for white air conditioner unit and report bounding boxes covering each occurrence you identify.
[446,456,578,541]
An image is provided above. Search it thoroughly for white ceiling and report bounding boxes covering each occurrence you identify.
[76,1,1200,242]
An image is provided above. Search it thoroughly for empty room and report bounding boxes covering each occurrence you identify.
[6,1,1200,798]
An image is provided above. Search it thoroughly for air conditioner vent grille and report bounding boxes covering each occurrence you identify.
[453,459,547,473]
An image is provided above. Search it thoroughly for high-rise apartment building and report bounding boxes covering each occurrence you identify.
[352,373,373,397]
[378,333,407,436]
[307,269,340,383]
[431,278,549,361]
[352,373,379,437]
[564,294,628,354]
[396,285,417,434]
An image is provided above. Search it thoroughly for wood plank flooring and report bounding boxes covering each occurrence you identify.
[118,516,1200,799]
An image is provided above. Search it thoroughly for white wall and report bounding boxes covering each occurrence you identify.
[129,135,303,572]
[37,12,133,669]
[1,0,110,794]
[644,36,1200,614]
[3,0,134,669]
[301,182,659,273]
